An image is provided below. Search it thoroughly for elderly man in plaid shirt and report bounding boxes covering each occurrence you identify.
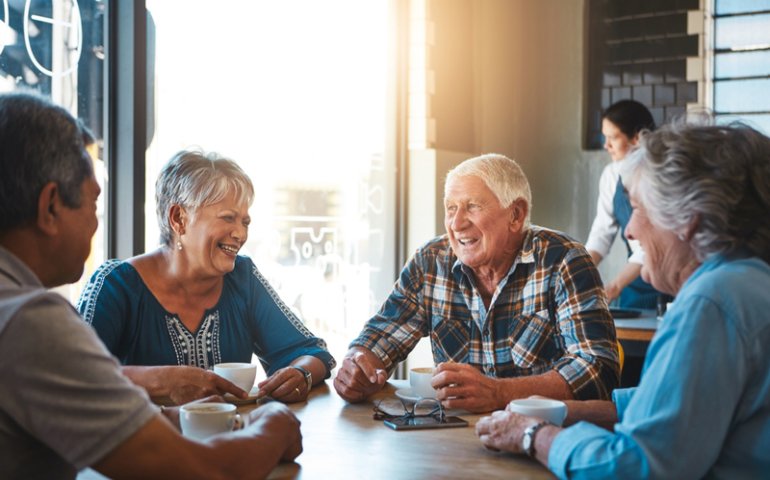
[334,154,620,413]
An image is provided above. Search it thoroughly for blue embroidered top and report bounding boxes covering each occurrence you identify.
[77,256,336,377]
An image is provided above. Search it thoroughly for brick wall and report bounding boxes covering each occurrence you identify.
[585,0,700,149]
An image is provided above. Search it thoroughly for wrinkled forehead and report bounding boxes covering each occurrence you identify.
[444,174,493,201]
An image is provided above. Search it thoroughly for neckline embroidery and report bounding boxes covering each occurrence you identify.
[165,310,222,369]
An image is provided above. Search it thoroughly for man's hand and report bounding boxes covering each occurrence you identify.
[432,362,504,413]
[245,402,303,462]
[333,348,388,402]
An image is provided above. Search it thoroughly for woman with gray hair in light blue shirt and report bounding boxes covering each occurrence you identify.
[476,119,770,478]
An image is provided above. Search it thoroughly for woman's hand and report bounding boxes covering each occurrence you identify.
[477,408,561,465]
[605,281,622,302]
[123,365,247,405]
[257,366,310,403]
[166,366,248,404]
[476,410,535,454]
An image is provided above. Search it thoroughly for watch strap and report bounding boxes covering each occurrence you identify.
[290,365,313,390]
[522,420,551,457]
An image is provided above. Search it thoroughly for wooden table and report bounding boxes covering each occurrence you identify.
[244,381,554,480]
[613,310,660,342]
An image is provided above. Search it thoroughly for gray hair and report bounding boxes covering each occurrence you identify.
[445,153,532,226]
[156,149,255,246]
[0,92,93,231]
[629,120,770,263]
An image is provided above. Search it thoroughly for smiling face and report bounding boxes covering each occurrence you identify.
[180,191,251,277]
[444,175,525,278]
[602,118,637,161]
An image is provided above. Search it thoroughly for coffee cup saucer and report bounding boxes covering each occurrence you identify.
[395,388,435,404]
[224,386,261,405]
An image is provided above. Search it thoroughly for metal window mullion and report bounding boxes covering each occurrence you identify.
[713,74,770,81]
[105,0,147,259]
[713,10,770,19]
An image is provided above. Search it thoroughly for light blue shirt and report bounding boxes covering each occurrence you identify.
[548,254,770,479]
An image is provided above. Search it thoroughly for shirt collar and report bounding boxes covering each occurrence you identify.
[0,245,44,288]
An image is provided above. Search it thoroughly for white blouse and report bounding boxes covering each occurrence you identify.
[585,159,644,265]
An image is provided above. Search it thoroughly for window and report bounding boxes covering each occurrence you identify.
[0,0,106,303]
[712,0,770,134]
[144,0,399,365]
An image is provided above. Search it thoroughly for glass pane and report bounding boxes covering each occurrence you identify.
[715,0,770,15]
[714,78,770,112]
[145,0,395,363]
[715,113,770,137]
[714,50,770,78]
[0,0,106,304]
[715,14,770,50]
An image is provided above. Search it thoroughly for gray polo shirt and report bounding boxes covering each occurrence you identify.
[0,246,157,480]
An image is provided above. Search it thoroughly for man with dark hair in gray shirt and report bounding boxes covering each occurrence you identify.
[0,92,302,479]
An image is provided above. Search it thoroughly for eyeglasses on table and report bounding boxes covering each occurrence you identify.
[372,397,446,423]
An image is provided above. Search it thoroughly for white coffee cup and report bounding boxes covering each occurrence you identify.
[507,398,568,426]
[179,402,241,440]
[409,367,436,399]
[214,362,257,391]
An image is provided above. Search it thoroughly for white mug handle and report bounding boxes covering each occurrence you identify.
[233,413,244,431]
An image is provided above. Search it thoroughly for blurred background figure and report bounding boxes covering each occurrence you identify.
[586,99,669,310]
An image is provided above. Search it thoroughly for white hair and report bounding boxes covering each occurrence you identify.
[445,153,532,225]
[628,120,770,263]
[156,149,254,246]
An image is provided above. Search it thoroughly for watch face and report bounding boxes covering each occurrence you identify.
[522,431,533,453]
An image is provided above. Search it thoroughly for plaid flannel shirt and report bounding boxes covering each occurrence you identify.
[351,226,620,400]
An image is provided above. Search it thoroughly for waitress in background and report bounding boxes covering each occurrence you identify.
[586,99,666,310]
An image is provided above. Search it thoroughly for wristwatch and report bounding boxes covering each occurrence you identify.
[291,365,313,391]
[521,420,551,458]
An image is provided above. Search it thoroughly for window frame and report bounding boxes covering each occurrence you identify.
[709,2,770,130]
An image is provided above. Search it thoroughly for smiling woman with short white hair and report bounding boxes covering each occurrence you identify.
[78,149,335,405]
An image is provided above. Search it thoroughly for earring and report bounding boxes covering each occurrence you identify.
[176,240,183,251]
[678,232,686,241]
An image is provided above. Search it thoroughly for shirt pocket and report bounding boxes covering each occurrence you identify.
[508,309,555,371]
[431,315,469,363]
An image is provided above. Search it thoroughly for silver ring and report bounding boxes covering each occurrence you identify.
[294,387,301,396]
